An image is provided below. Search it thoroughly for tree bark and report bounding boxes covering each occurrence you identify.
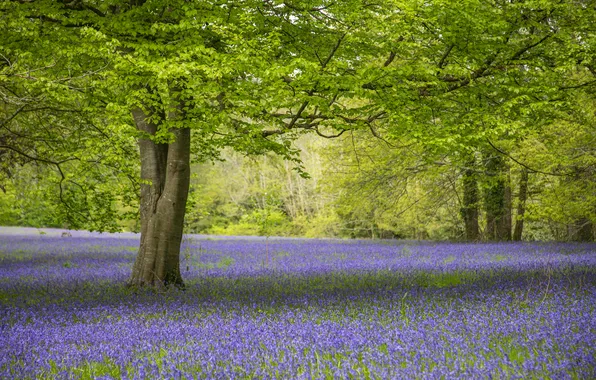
[461,158,480,241]
[129,108,191,288]
[513,168,528,241]
[484,154,512,241]
[571,218,594,242]
[501,168,512,241]
[567,166,595,242]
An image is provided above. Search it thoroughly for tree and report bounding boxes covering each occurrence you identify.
[483,153,512,241]
[355,0,596,241]
[512,168,529,241]
[461,155,480,241]
[2,0,387,286]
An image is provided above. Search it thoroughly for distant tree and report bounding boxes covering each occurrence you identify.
[461,155,480,241]
[353,0,596,241]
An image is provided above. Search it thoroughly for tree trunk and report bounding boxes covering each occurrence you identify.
[129,108,191,288]
[567,166,595,242]
[501,168,512,241]
[461,158,480,241]
[571,218,594,242]
[513,168,528,241]
[484,154,512,241]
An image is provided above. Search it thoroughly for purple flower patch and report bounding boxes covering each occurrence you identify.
[0,228,594,378]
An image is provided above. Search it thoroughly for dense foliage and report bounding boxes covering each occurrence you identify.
[0,228,594,378]
[181,126,595,241]
[1,0,594,242]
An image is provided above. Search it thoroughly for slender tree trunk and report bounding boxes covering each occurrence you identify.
[567,166,595,242]
[461,158,480,241]
[501,168,512,241]
[484,154,512,241]
[285,160,298,218]
[484,156,499,241]
[129,108,191,288]
[513,168,528,241]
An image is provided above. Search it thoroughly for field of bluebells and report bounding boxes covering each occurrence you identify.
[0,227,595,379]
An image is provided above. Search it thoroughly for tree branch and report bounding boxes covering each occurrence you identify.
[321,32,347,70]
[315,127,345,138]
[438,44,454,69]
[509,33,552,62]
[383,51,396,67]
[486,138,571,177]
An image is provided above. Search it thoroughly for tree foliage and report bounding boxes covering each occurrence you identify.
[1,0,594,249]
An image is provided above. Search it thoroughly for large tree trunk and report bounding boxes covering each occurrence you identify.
[513,168,528,241]
[461,157,480,241]
[484,154,512,241]
[129,108,191,288]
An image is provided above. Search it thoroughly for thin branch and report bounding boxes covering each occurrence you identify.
[287,101,310,129]
[559,79,596,90]
[384,51,396,67]
[509,33,552,62]
[315,127,345,138]
[0,104,27,129]
[486,138,571,177]
[438,44,454,69]
[83,3,106,17]
[0,144,88,220]
[321,32,347,69]
[0,144,72,166]
[261,129,284,137]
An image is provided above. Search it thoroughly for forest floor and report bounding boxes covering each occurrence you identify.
[0,227,595,378]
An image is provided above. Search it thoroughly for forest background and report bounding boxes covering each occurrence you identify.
[1,0,595,243]
[3,126,594,242]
